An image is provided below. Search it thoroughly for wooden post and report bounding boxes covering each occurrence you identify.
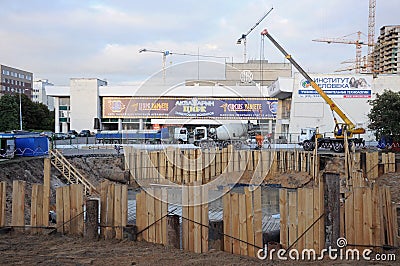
[231,193,240,254]
[279,189,288,249]
[86,199,99,239]
[31,184,44,233]
[239,193,248,256]
[43,157,51,227]
[0,182,6,227]
[100,180,109,237]
[166,215,180,248]
[11,180,25,228]
[223,190,232,253]
[201,186,209,253]
[114,185,123,240]
[56,187,64,233]
[253,187,263,252]
[324,173,340,249]
[245,187,255,257]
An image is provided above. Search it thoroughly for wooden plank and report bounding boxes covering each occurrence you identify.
[216,149,222,176]
[210,148,216,179]
[188,185,195,252]
[196,150,203,183]
[75,184,84,236]
[147,188,155,243]
[304,188,314,250]
[30,184,39,232]
[0,182,6,227]
[363,187,373,248]
[121,185,128,230]
[175,149,182,184]
[11,180,25,227]
[389,153,396,173]
[43,157,51,227]
[238,193,248,256]
[69,184,78,235]
[201,186,209,253]
[288,191,297,249]
[385,187,394,246]
[313,185,324,252]
[114,185,123,240]
[161,188,168,245]
[189,150,196,183]
[245,187,255,257]
[297,188,306,251]
[100,180,109,237]
[56,187,64,233]
[371,185,382,249]
[183,150,189,184]
[105,183,115,239]
[354,187,364,249]
[182,186,189,250]
[62,186,71,234]
[135,191,144,241]
[222,191,232,253]
[154,188,162,244]
[253,187,263,251]
[204,150,210,183]
[193,185,202,253]
[279,189,288,249]
[231,193,240,254]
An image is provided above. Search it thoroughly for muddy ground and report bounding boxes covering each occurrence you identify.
[0,232,397,266]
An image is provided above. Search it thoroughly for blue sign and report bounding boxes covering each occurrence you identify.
[103,97,278,119]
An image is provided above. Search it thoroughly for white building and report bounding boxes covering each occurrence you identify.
[33,79,54,110]
[270,73,400,142]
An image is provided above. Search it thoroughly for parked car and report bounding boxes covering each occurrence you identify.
[40,131,53,138]
[78,130,92,137]
[68,130,78,137]
[53,132,69,140]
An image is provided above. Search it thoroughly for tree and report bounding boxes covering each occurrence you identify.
[368,90,400,140]
[0,95,19,131]
[0,94,54,132]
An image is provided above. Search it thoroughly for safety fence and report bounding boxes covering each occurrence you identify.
[279,174,399,253]
[0,180,128,240]
[124,147,326,185]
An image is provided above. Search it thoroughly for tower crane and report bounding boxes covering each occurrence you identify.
[139,48,229,83]
[236,7,273,63]
[367,0,377,73]
[312,31,368,73]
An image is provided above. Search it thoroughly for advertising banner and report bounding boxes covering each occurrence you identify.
[298,76,372,98]
[102,97,278,119]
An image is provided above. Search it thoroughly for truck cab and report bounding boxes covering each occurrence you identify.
[173,127,189,144]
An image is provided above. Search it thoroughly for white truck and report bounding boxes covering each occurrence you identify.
[173,127,189,144]
[193,123,253,149]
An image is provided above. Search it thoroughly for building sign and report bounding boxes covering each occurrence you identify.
[102,97,278,119]
[298,76,372,98]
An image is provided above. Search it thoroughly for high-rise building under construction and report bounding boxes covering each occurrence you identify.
[374,25,400,74]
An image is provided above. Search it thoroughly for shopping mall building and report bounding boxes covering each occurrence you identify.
[46,60,400,142]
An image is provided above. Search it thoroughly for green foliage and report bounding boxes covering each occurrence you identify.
[0,95,19,131]
[368,90,400,140]
[0,94,54,132]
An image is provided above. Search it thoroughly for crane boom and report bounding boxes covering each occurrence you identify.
[261,29,365,136]
[237,7,273,62]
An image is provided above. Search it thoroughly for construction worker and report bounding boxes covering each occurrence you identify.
[255,133,264,149]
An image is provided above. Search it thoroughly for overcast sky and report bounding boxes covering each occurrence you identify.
[0,0,399,85]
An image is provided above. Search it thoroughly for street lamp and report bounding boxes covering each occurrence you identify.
[19,92,23,130]
[19,89,27,130]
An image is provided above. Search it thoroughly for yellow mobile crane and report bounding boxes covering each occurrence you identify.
[261,29,365,152]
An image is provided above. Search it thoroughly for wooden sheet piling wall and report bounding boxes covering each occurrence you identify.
[223,187,262,257]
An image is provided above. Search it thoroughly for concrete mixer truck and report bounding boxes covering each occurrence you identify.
[193,122,254,149]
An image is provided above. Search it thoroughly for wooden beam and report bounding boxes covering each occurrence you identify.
[11,180,25,228]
